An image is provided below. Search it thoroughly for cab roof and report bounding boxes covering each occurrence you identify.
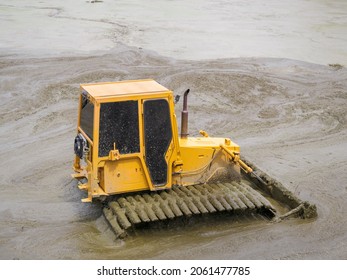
[81,79,170,100]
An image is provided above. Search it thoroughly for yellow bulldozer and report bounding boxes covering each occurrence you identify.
[72,79,316,238]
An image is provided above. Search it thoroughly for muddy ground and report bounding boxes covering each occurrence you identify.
[1,0,347,259]
[1,48,346,259]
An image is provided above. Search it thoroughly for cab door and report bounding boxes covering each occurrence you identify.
[143,99,173,187]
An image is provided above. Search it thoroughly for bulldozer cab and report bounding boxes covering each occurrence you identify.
[73,79,180,199]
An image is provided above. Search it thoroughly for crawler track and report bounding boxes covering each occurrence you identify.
[103,180,276,238]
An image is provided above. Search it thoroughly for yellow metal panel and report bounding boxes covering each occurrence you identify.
[179,137,240,150]
[103,157,149,194]
[179,146,216,172]
[176,136,241,186]
[93,91,173,103]
[81,79,169,99]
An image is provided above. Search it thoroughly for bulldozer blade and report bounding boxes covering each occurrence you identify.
[240,157,317,220]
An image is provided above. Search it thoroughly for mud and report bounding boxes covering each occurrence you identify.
[1,0,347,259]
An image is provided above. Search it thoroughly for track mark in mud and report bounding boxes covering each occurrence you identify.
[0,4,63,18]
[328,63,344,71]
[65,70,129,85]
[258,107,280,119]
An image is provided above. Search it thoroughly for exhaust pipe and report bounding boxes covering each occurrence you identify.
[180,89,190,139]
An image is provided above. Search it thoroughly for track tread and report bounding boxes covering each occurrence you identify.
[103,180,275,237]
